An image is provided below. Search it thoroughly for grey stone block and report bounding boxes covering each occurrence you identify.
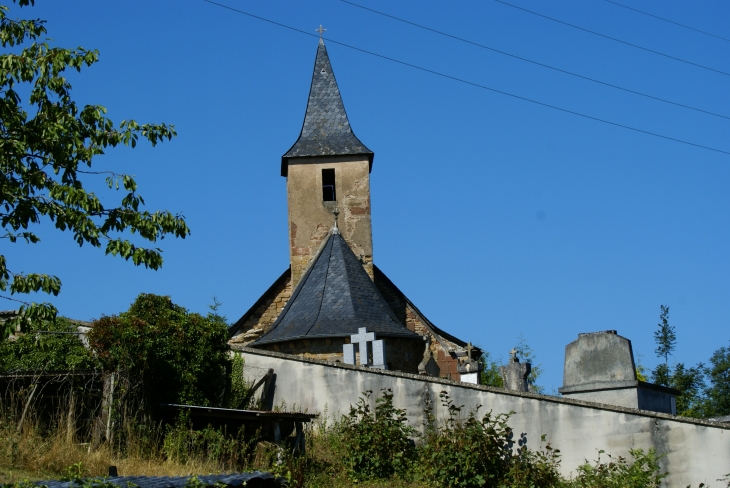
[562,330,636,387]
[343,343,355,365]
[372,339,387,369]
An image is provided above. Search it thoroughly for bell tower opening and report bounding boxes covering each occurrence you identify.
[322,168,336,202]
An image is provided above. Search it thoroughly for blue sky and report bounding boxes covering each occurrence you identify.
[8,0,729,393]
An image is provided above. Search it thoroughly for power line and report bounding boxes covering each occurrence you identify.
[604,0,730,43]
[340,0,730,121]
[202,0,730,157]
[493,0,730,78]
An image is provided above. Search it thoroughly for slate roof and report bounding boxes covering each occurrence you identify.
[252,230,419,346]
[281,39,373,176]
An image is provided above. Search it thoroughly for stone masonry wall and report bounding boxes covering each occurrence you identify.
[286,157,373,287]
[229,279,292,345]
[373,270,464,380]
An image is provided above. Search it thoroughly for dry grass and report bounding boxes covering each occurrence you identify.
[1,400,427,488]
[0,410,239,484]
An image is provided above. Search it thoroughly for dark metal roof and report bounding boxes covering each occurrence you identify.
[281,39,373,177]
[35,472,285,488]
[252,231,419,346]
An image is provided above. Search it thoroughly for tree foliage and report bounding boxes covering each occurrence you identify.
[647,303,729,418]
[515,334,543,393]
[651,361,705,417]
[703,344,730,417]
[0,316,97,371]
[0,1,189,337]
[87,294,230,412]
[653,305,676,364]
[479,351,503,388]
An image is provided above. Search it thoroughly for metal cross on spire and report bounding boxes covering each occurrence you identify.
[316,25,326,38]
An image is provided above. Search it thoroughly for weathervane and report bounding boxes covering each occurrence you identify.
[316,25,326,38]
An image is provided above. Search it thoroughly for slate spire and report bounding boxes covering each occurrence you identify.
[281,39,373,176]
[252,231,419,345]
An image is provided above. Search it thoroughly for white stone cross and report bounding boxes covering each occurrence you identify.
[351,327,375,365]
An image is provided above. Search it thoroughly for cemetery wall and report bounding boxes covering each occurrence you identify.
[234,346,730,488]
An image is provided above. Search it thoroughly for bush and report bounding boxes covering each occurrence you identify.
[570,448,666,488]
[418,391,514,487]
[504,438,563,488]
[341,389,416,481]
[87,293,230,411]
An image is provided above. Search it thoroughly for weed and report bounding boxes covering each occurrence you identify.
[341,389,416,481]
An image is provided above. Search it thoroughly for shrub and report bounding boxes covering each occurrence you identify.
[504,437,563,488]
[418,391,514,487]
[570,448,666,488]
[226,353,255,410]
[341,389,416,481]
[87,293,230,412]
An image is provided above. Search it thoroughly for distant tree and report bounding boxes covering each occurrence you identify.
[515,334,543,394]
[0,1,189,337]
[701,343,730,417]
[635,354,649,382]
[669,363,706,417]
[479,351,503,388]
[654,305,676,365]
[652,363,670,387]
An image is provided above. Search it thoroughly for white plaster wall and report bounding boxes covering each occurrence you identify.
[236,347,730,487]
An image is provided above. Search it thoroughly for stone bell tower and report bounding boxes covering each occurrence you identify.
[281,39,374,287]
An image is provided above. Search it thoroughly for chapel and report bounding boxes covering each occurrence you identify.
[228,39,479,380]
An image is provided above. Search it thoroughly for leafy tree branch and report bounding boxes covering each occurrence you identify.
[0,1,190,337]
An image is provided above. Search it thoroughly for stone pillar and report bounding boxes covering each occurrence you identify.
[500,348,531,392]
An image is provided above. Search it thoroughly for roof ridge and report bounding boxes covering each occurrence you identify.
[303,234,334,337]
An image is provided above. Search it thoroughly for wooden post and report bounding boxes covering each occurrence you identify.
[260,369,275,410]
[105,372,116,442]
[17,383,38,432]
[66,388,76,443]
[293,421,305,455]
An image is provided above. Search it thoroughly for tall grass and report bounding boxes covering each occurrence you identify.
[0,390,265,484]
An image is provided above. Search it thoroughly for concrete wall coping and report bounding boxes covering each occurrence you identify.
[232,345,730,431]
